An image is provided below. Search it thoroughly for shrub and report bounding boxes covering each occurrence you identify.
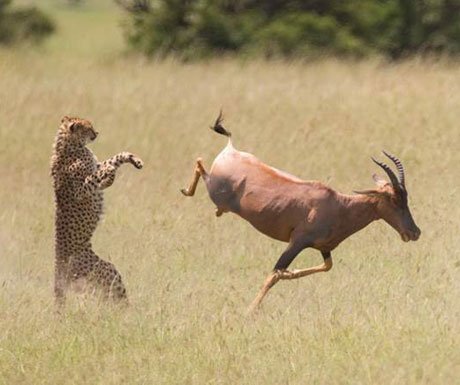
[117,0,460,60]
[253,12,367,58]
[0,0,55,45]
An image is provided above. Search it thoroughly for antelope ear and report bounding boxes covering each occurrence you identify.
[372,174,389,188]
[353,189,381,197]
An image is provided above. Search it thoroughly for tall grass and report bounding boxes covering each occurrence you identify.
[0,3,459,385]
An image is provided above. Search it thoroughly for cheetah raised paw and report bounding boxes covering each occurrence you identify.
[128,154,144,169]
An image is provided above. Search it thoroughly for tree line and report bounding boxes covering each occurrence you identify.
[2,0,459,60]
[117,0,460,59]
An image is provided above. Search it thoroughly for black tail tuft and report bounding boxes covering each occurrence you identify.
[210,110,231,137]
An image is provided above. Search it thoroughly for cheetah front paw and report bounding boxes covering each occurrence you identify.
[128,155,144,169]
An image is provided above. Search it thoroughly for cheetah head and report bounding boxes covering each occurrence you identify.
[61,116,98,144]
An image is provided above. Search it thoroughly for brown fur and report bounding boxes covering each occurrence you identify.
[181,115,421,311]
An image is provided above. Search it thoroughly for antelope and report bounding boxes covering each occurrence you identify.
[181,112,421,311]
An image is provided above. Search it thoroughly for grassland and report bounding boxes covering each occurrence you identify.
[0,2,459,384]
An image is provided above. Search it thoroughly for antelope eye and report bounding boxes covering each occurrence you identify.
[394,196,406,208]
[389,195,400,206]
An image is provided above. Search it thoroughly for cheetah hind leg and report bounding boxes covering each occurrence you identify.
[54,262,69,310]
[90,254,128,304]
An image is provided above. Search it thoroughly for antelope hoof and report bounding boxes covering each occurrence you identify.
[215,208,223,217]
[180,188,191,196]
[247,303,260,315]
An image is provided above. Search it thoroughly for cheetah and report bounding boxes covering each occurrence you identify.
[50,116,143,306]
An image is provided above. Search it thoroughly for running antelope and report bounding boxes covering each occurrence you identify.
[181,112,421,311]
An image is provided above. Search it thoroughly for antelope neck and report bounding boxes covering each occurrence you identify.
[336,192,380,234]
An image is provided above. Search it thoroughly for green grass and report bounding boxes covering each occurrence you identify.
[0,3,459,384]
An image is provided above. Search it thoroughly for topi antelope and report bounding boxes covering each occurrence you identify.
[181,112,421,311]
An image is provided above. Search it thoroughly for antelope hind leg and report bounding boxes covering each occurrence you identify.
[181,158,207,197]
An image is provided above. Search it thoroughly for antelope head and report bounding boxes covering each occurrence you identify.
[355,151,421,242]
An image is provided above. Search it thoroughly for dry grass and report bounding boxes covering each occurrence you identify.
[0,4,459,384]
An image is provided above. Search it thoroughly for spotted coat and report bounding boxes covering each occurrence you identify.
[50,116,143,306]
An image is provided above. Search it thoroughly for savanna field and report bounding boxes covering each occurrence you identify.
[1,2,459,384]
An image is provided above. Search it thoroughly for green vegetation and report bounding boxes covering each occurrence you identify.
[0,3,459,384]
[118,0,460,60]
[0,0,55,45]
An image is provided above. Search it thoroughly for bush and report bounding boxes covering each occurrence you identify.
[253,12,367,58]
[117,0,460,60]
[0,0,55,45]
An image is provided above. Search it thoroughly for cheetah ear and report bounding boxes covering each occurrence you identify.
[61,116,70,123]
[68,121,77,132]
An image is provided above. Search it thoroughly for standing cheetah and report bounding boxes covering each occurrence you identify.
[50,116,143,306]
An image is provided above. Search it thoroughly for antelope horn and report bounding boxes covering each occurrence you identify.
[371,156,401,192]
[382,150,405,188]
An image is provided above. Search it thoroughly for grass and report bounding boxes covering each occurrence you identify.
[0,2,459,384]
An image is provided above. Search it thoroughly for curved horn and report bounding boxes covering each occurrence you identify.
[382,150,405,188]
[371,156,401,192]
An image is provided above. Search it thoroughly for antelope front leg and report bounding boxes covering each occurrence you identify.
[248,271,282,314]
[181,158,207,196]
[248,242,305,313]
[249,250,333,313]
[278,253,333,280]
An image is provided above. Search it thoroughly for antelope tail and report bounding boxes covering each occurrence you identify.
[210,110,232,137]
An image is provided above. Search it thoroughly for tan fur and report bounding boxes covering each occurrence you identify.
[51,116,143,307]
